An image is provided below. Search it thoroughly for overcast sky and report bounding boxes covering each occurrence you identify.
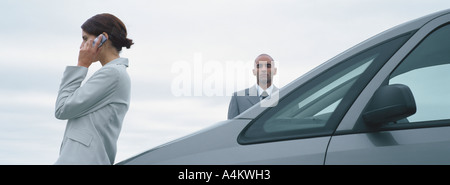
[1,0,450,164]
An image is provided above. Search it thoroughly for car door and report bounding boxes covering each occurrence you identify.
[326,14,450,164]
[236,31,412,164]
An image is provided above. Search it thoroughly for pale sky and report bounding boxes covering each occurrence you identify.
[1,0,449,164]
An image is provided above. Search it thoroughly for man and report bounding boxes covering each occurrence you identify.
[227,54,278,119]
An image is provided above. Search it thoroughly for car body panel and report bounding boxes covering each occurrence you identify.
[326,126,450,164]
[118,9,450,165]
[326,12,450,164]
[119,119,329,164]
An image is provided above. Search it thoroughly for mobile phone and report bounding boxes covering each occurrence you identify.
[93,34,107,48]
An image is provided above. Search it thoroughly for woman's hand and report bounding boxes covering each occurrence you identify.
[78,35,103,68]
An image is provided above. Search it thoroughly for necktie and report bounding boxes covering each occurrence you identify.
[261,91,269,100]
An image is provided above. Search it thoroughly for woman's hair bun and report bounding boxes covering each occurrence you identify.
[124,38,134,49]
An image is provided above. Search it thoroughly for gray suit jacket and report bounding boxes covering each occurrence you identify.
[54,58,130,165]
[227,85,278,119]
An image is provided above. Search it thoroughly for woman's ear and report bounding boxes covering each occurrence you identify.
[102,32,109,40]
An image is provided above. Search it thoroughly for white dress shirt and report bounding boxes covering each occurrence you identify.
[256,84,274,100]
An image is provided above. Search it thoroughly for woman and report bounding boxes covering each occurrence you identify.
[54,13,133,164]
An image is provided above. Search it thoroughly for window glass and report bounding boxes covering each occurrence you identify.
[239,33,413,144]
[389,24,450,123]
[263,57,374,133]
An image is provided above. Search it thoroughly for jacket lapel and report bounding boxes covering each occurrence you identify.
[246,85,260,105]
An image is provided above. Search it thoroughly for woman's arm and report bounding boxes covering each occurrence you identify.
[55,66,118,120]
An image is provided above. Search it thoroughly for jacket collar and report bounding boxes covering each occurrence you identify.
[104,58,129,67]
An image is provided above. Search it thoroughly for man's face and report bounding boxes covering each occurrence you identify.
[253,55,277,88]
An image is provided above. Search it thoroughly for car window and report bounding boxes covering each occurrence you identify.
[389,24,450,123]
[238,33,413,144]
[264,58,374,133]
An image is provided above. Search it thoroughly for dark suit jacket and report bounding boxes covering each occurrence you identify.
[227,85,278,119]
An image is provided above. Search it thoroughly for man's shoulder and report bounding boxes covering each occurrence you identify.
[232,86,257,97]
[232,88,248,97]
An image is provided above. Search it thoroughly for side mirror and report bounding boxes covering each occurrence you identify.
[363,84,416,127]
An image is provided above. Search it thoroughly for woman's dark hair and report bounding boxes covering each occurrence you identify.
[81,13,134,52]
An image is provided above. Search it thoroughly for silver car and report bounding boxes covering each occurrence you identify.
[119,9,450,165]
